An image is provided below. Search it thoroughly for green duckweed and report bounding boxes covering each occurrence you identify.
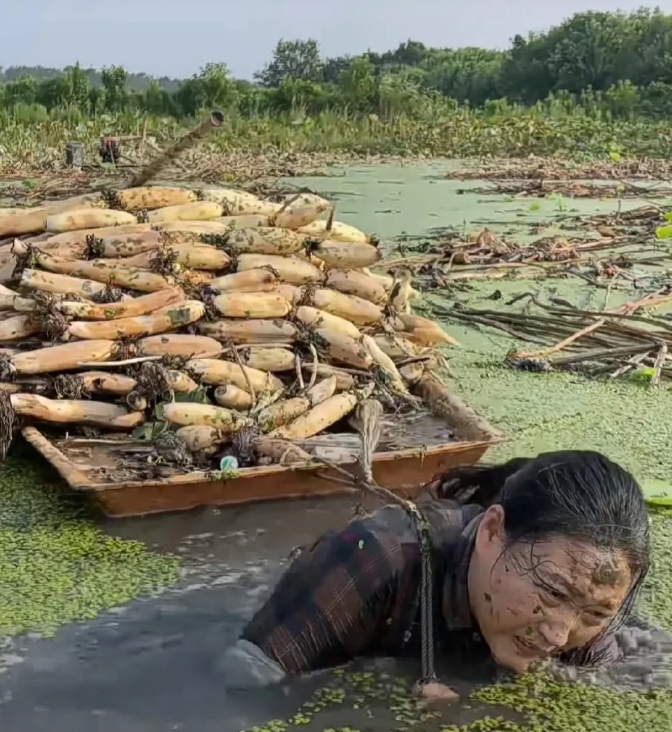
[641,512,672,632]
[241,649,672,732]
[0,449,179,636]
[469,672,672,731]
[445,350,672,483]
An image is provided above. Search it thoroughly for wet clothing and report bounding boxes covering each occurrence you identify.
[236,496,621,678]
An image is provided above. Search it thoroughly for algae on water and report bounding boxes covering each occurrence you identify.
[468,672,672,731]
[641,513,672,633]
[0,449,179,637]
[239,659,672,732]
[443,349,672,484]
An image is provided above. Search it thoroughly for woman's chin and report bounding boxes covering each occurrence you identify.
[491,648,538,674]
[497,658,529,674]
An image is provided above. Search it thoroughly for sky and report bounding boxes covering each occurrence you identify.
[2,1,672,80]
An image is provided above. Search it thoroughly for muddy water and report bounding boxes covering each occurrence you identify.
[0,497,501,731]
[4,161,672,730]
[5,495,669,731]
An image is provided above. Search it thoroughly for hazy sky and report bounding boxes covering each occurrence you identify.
[3,1,672,79]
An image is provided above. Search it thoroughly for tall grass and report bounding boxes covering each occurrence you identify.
[1,97,672,173]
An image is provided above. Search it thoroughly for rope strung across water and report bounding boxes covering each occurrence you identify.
[410,502,438,684]
[309,397,438,686]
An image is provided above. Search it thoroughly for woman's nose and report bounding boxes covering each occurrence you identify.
[538,616,574,650]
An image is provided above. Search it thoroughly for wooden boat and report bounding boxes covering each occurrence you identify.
[22,375,504,518]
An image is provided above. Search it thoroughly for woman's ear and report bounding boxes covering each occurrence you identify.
[475,504,506,555]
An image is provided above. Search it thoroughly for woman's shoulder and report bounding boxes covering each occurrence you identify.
[347,505,418,552]
[417,495,484,542]
[332,499,483,568]
[351,498,483,545]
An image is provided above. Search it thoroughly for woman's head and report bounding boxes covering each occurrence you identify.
[461,450,649,673]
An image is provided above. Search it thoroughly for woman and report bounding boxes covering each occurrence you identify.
[223,450,649,692]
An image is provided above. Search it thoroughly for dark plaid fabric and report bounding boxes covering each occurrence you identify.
[241,497,620,674]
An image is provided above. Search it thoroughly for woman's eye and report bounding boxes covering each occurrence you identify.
[547,588,568,602]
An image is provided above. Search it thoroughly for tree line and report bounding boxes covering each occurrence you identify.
[4,8,672,121]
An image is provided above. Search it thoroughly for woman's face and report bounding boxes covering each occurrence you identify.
[469,505,633,674]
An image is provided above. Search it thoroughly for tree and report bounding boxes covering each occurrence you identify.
[544,12,640,93]
[174,63,237,117]
[2,75,38,106]
[369,40,430,71]
[631,8,672,86]
[143,79,167,115]
[87,86,104,115]
[4,10,672,122]
[322,55,353,84]
[270,77,329,114]
[101,65,129,112]
[196,63,237,109]
[255,39,323,87]
[62,63,90,109]
[35,76,69,109]
[422,48,505,104]
[339,57,376,111]
[499,11,648,102]
[499,33,557,103]
[377,72,425,119]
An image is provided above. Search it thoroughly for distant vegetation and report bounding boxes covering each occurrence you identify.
[0,66,182,93]
[4,9,672,164]
[3,9,672,120]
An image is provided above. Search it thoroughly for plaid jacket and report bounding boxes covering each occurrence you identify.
[241,496,620,674]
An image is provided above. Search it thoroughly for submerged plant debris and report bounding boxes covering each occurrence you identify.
[431,292,672,384]
[443,158,672,182]
[468,179,672,199]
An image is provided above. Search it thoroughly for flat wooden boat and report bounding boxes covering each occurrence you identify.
[21,375,504,518]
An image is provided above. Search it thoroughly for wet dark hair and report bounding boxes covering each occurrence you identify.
[435,450,650,626]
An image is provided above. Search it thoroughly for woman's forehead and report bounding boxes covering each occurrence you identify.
[520,537,632,590]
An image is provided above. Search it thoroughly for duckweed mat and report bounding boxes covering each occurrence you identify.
[0,448,180,637]
[467,673,672,731]
[446,350,672,483]
[238,664,672,732]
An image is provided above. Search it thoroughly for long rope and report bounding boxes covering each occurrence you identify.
[405,501,437,684]
[308,437,438,686]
